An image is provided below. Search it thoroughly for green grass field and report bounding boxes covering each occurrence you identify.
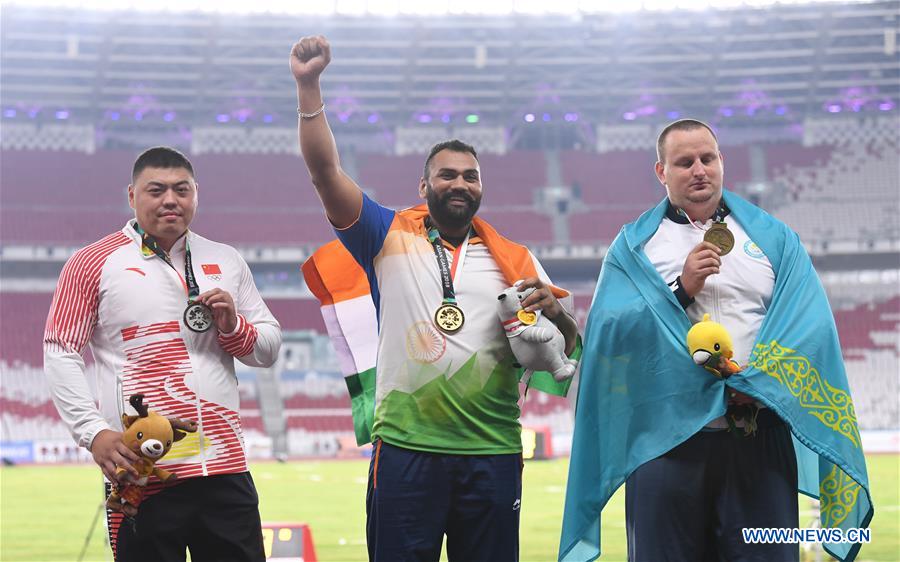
[1,455,897,562]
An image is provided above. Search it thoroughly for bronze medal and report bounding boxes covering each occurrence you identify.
[704,222,735,255]
[434,303,465,334]
[184,302,213,333]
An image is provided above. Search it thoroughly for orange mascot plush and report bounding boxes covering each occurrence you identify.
[105,394,197,517]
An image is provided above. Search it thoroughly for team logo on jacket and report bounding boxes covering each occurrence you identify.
[201,263,222,281]
[743,241,765,259]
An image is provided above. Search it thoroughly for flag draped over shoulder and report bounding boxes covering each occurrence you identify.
[302,204,579,446]
[559,191,872,562]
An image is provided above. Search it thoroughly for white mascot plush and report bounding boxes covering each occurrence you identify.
[497,283,577,382]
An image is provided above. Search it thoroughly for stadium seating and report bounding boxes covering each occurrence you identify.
[568,208,641,243]
[772,139,899,242]
[476,208,554,245]
[0,362,73,441]
[832,295,900,430]
[2,287,897,451]
[2,132,899,454]
[0,148,332,246]
[5,139,895,248]
[264,298,328,332]
[559,149,659,206]
[0,292,51,366]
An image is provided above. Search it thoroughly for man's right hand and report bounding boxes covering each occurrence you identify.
[90,429,140,483]
[681,241,722,298]
[290,33,363,229]
[290,35,331,85]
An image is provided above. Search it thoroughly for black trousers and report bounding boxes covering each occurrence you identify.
[626,409,799,562]
[107,472,265,562]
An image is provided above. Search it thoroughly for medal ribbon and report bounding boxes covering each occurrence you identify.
[426,225,470,306]
[132,222,201,304]
[677,200,729,227]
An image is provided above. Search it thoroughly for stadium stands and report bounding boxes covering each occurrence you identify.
[1,362,74,442]
[772,139,899,243]
[264,298,328,332]
[4,133,896,249]
[560,149,657,206]
[0,292,51,366]
[3,126,899,457]
[0,148,334,246]
[834,295,900,430]
[476,209,554,246]
[568,208,641,243]
[4,285,896,452]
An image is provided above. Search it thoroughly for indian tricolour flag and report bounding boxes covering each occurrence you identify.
[302,240,378,445]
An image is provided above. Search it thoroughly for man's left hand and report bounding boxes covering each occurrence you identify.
[517,277,578,355]
[197,289,238,334]
[517,277,564,319]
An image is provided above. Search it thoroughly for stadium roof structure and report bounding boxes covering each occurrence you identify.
[1,0,897,145]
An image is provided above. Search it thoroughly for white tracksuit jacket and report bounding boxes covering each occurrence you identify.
[43,221,282,479]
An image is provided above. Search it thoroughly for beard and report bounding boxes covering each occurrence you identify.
[425,184,481,231]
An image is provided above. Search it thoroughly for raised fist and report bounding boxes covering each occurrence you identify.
[290,35,331,83]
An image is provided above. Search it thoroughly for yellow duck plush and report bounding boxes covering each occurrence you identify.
[686,313,743,379]
[687,315,761,435]
[105,394,197,517]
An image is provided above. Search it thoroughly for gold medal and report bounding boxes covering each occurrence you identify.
[434,303,465,334]
[704,222,735,255]
[517,309,537,325]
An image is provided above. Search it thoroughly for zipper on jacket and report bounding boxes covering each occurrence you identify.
[168,242,208,475]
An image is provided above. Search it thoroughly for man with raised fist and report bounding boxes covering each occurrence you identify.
[291,35,580,562]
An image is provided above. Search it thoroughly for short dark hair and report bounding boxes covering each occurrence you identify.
[656,119,718,163]
[423,139,478,179]
[132,146,195,183]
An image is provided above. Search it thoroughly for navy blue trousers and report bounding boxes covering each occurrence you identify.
[366,439,523,562]
[626,409,799,562]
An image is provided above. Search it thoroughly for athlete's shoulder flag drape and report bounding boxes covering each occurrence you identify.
[559,191,872,562]
[302,204,580,445]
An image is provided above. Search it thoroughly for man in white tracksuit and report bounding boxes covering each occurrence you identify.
[43,146,282,562]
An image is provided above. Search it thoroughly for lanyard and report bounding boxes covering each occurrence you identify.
[678,200,735,255]
[678,200,728,229]
[426,225,470,306]
[132,222,200,303]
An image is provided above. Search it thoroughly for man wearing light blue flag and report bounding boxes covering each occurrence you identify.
[560,119,872,562]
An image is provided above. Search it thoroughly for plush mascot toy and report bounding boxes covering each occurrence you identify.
[686,313,743,378]
[687,314,761,435]
[497,283,577,382]
[106,393,197,517]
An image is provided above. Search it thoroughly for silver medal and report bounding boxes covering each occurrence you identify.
[183,302,213,333]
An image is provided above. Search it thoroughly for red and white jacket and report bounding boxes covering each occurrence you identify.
[43,221,282,479]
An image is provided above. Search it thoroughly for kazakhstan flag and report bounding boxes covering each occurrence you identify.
[559,191,873,562]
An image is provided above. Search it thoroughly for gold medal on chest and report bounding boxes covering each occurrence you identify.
[434,303,465,334]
